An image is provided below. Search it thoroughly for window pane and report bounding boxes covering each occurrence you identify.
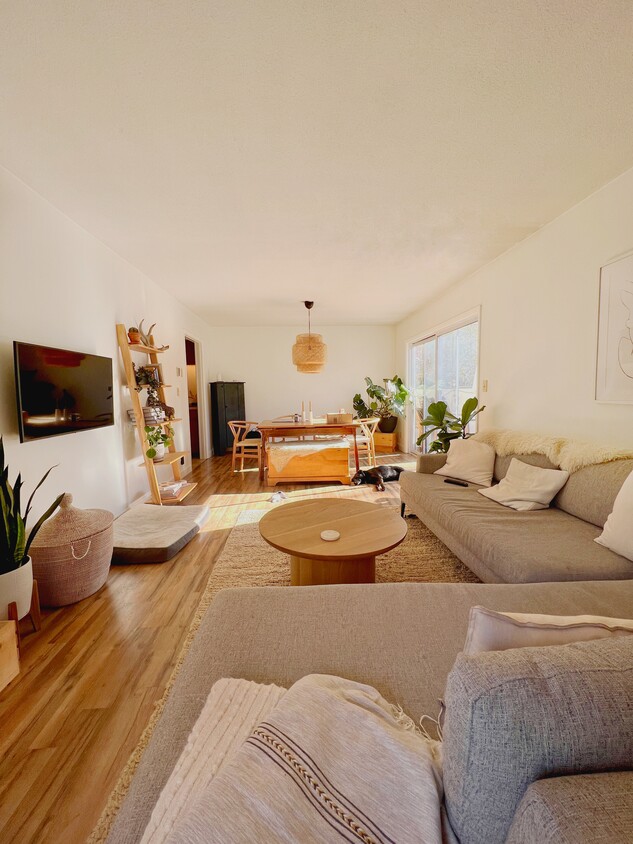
[410,319,479,452]
[437,330,457,413]
[457,322,479,431]
[412,338,435,444]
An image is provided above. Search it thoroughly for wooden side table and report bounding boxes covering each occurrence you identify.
[7,579,41,654]
[0,620,20,692]
[373,431,398,453]
[259,499,407,586]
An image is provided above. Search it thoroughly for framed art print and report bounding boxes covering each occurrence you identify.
[596,253,633,403]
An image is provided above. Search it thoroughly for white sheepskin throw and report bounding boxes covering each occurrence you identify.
[472,429,633,474]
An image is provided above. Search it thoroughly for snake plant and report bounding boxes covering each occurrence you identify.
[0,437,64,575]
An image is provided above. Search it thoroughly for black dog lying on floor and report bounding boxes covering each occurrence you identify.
[351,465,405,491]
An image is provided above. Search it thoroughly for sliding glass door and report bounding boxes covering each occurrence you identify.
[410,317,479,451]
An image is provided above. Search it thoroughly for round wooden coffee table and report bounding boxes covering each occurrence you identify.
[259,499,407,586]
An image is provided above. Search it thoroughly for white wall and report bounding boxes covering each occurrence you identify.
[0,166,213,519]
[204,326,395,423]
[396,166,633,450]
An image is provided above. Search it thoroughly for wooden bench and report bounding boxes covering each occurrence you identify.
[266,438,351,486]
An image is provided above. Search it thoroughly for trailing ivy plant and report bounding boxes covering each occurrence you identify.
[0,437,63,575]
[353,376,410,420]
[416,397,485,453]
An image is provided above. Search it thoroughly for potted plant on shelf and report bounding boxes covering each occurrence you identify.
[416,397,485,452]
[144,425,174,462]
[127,326,141,345]
[0,438,63,620]
[133,363,165,421]
[353,375,410,433]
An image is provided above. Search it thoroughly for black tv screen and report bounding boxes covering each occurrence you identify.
[14,341,114,442]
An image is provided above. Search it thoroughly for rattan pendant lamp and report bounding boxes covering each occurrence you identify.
[292,301,327,373]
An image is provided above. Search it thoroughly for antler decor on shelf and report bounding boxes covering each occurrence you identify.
[137,319,169,351]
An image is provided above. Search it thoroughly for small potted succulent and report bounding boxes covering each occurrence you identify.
[0,437,63,620]
[144,425,174,462]
[128,326,141,344]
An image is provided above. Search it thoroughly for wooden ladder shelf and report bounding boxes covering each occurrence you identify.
[116,324,197,505]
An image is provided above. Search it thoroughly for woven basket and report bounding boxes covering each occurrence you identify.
[30,493,114,607]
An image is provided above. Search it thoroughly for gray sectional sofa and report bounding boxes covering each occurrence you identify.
[400,452,633,583]
[106,451,633,843]
[108,580,633,844]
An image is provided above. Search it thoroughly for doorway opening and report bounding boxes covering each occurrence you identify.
[185,337,200,459]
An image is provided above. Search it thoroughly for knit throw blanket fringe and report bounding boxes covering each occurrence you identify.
[472,429,633,474]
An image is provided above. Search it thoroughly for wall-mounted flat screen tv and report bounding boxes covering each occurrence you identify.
[14,341,114,442]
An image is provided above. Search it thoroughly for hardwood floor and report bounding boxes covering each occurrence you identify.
[0,452,414,844]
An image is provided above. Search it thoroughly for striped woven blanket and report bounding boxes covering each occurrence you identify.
[165,674,443,844]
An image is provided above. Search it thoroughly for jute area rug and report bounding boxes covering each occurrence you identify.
[212,507,480,590]
[89,506,478,842]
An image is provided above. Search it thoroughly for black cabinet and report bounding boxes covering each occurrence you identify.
[210,381,245,456]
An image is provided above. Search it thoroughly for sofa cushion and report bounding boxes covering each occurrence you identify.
[416,453,448,474]
[494,452,559,481]
[442,636,633,844]
[434,438,496,486]
[505,772,633,844]
[399,471,633,582]
[479,458,569,511]
[554,459,633,527]
[463,606,633,654]
[595,467,633,561]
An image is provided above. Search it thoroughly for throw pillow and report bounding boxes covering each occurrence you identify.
[442,636,633,844]
[595,468,633,561]
[463,605,633,655]
[434,438,496,487]
[478,457,569,511]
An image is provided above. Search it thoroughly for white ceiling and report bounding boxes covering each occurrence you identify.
[1,1,633,326]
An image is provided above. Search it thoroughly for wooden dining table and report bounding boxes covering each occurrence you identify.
[256,418,376,481]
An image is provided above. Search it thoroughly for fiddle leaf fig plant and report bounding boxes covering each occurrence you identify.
[353,375,410,419]
[0,436,64,575]
[417,397,485,453]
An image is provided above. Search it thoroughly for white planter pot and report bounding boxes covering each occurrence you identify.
[152,443,166,462]
[0,557,33,621]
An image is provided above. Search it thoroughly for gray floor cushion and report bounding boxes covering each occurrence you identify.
[112,504,210,563]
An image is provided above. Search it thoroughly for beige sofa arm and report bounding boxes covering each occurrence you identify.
[416,453,448,473]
